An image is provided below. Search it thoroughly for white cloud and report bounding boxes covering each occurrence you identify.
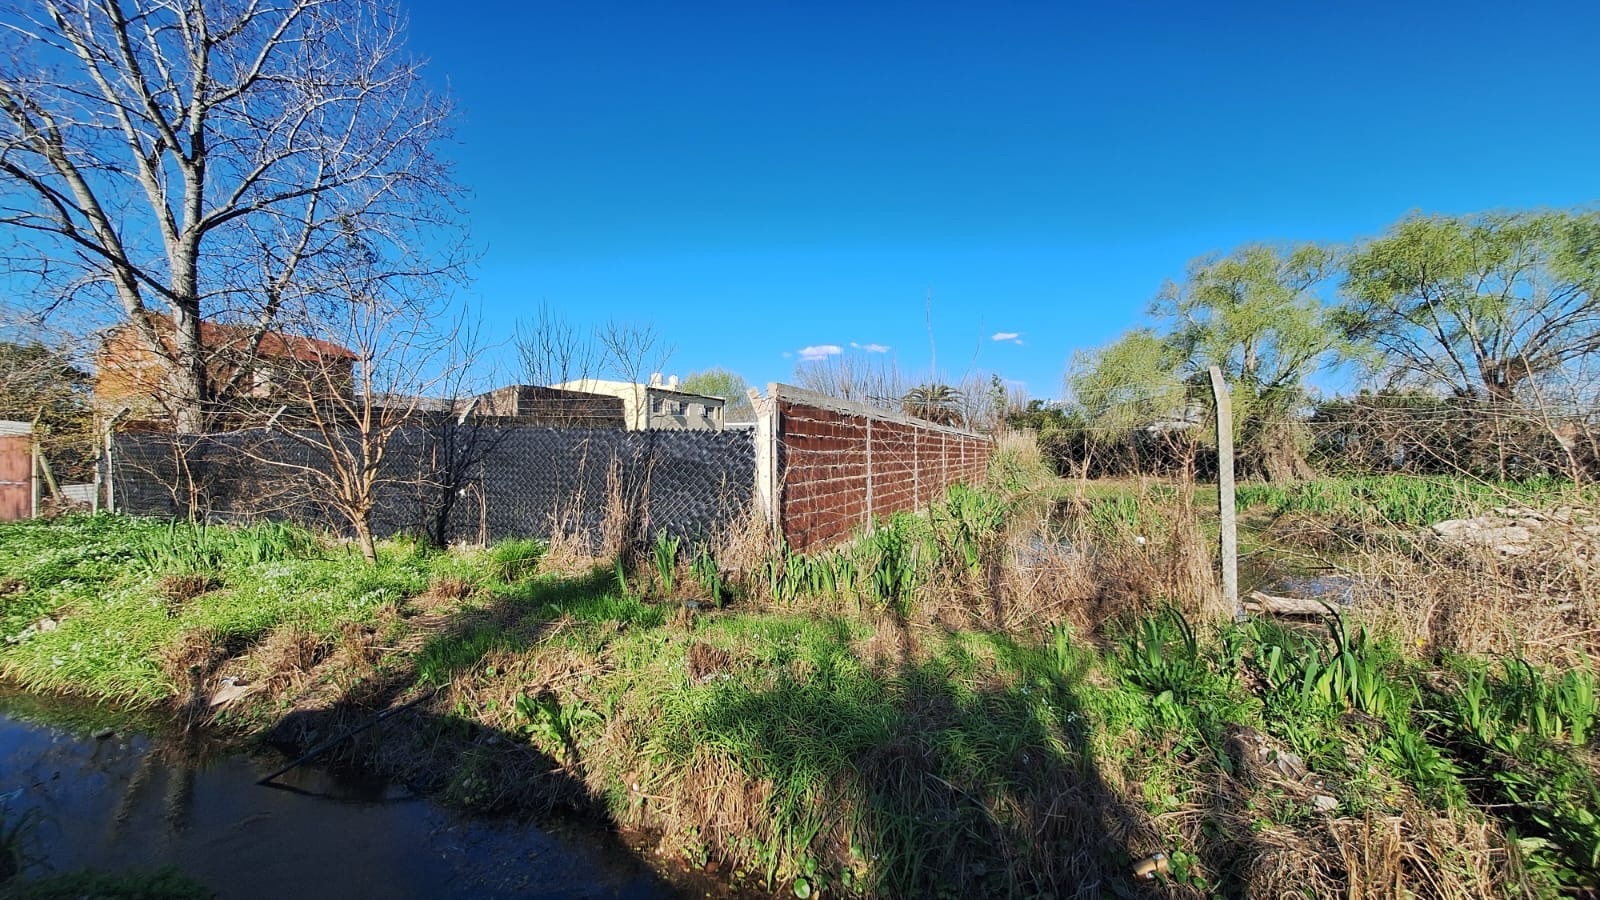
[992,331,1024,346]
[797,344,843,362]
[850,341,891,353]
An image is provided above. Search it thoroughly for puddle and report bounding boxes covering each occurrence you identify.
[1259,573,1360,606]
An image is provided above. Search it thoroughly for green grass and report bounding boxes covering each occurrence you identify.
[604,619,1111,895]
[4,489,1599,896]
[1235,474,1593,527]
[547,599,1600,895]
[0,516,450,704]
[487,538,546,582]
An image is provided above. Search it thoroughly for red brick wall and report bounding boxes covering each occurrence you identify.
[775,392,991,550]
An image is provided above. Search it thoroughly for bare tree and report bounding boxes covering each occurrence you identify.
[516,302,600,390]
[513,310,673,428]
[596,318,672,422]
[794,350,906,409]
[231,256,472,562]
[0,0,465,433]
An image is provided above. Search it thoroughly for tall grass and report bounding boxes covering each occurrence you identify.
[125,519,323,575]
[1237,474,1595,527]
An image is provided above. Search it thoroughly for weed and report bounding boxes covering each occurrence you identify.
[690,544,725,606]
[859,517,923,617]
[613,556,630,597]
[488,538,546,582]
[1236,474,1597,528]
[415,626,509,685]
[935,483,1008,575]
[652,529,681,596]
[4,866,212,899]
[515,691,602,760]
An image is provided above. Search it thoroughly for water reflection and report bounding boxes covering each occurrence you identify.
[0,707,673,899]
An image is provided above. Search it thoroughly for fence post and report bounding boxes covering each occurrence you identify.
[940,431,947,489]
[751,387,779,539]
[102,408,129,515]
[1208,366,1243,622]
[864,415,873,528]
[91,428,101,515]
[30,438,41,519]
[913,429,921,508]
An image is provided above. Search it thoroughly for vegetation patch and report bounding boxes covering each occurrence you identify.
[2,465,1597,896]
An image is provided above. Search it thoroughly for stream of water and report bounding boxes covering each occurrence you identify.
[0,699,677,898]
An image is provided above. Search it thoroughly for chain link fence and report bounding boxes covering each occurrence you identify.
[110,424,755,547]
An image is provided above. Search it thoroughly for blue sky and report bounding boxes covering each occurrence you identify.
[404,0,1600,400]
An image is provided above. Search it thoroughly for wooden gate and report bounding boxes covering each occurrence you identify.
[0,423,32,522]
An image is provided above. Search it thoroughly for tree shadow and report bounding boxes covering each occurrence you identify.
[245,566,702,897]
[680,625,1170,898]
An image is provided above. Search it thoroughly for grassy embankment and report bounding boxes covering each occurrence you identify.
[1,441,1598,898]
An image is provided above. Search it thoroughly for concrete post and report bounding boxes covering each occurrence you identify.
[1208,366,1243,622]
[864,415,873,528]
[751,387,779,538]
[913,429,921,508]
[941,431,948,490]
[103,408,130,515]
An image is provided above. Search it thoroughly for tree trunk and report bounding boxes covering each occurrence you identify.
[1252,417,1315,483]
[168,265,208,435]
[356,522,378,564]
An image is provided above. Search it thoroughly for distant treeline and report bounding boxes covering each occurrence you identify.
[1011,393,1599,483]
[1053,207,1600,482]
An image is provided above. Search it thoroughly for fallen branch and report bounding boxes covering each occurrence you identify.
[1244,590,1338,617]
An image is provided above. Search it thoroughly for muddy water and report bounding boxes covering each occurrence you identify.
[0,701,674,898]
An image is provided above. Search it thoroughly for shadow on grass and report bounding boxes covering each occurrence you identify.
[676,626,1167,898]
[251,567,692,895]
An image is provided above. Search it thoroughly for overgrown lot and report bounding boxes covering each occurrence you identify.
[1,444,1598,898]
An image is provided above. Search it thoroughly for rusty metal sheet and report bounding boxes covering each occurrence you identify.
[0,434,31,521]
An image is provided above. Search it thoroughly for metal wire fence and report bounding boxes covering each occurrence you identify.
[110,424,757,547]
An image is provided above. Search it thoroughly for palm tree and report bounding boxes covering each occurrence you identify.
[901,384,965,426]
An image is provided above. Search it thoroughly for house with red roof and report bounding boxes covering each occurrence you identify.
[95,315,358,425]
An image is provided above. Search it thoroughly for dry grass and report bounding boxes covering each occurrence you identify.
[1320,806,1520,899]
[714,503,777,587]
[996,481,1226,636]
[639,749,777,870]
[599,455,632,563]
[160,626,249,684]
[1356,540,1600,667]
[685,642,732,682]
[158,572,220,605]
[250,625,328,689]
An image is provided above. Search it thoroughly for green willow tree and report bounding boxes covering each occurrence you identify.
[1067,329,1187,432]
[1341,210,1600,403]
[1071,244,1352,481]
[679,367,754,422]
